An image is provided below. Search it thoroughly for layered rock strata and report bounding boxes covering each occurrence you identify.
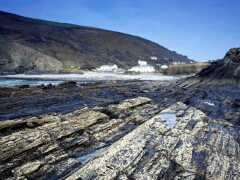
[0,97,239,180]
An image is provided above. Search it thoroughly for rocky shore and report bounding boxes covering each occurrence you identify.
[1,95,240,179]
[1,77,239,124]
[0,48,240,179]
[0,77,240,180]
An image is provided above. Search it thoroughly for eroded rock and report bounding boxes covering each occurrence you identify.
[0,97,240,180]
[198,47,240,79]
[66,102,240,180]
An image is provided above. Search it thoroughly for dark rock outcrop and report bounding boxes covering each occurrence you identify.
[198,48,240,79]
[0,11,192,74]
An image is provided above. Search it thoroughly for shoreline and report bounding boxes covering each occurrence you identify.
[0,72,191,82]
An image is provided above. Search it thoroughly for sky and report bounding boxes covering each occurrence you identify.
[0,0,239,61]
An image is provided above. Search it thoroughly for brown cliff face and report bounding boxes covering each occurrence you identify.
[198,48,240,79]
[0,11,192,74]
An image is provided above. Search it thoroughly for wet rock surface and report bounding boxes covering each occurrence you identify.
[0,95,240,180]
[67,102,240,180]
[0,90,240,179]
[0,80,171,120]
[2,78,239,123]
[0,97,161,179]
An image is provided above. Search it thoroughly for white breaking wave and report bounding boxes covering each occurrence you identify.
[0,79,63,87]
[1,72,189,81]
[128,66,155,73]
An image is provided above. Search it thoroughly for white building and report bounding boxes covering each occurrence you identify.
[128,60,155,73]
[160,65,168,69]
[138,60,147,66]
[150,56,158,60]
[96,64,119,72]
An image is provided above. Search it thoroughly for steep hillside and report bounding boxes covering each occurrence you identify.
[0,11,192,74]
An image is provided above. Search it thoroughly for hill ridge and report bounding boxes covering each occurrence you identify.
[0,10,192,74]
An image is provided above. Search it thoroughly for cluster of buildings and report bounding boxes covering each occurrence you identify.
[96,56,190,73]
[96,60,159,73]
[128,60,156,73]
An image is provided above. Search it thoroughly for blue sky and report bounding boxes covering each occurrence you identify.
[0,0,239,61]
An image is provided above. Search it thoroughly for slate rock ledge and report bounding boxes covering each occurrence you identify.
[0,97,239,180]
